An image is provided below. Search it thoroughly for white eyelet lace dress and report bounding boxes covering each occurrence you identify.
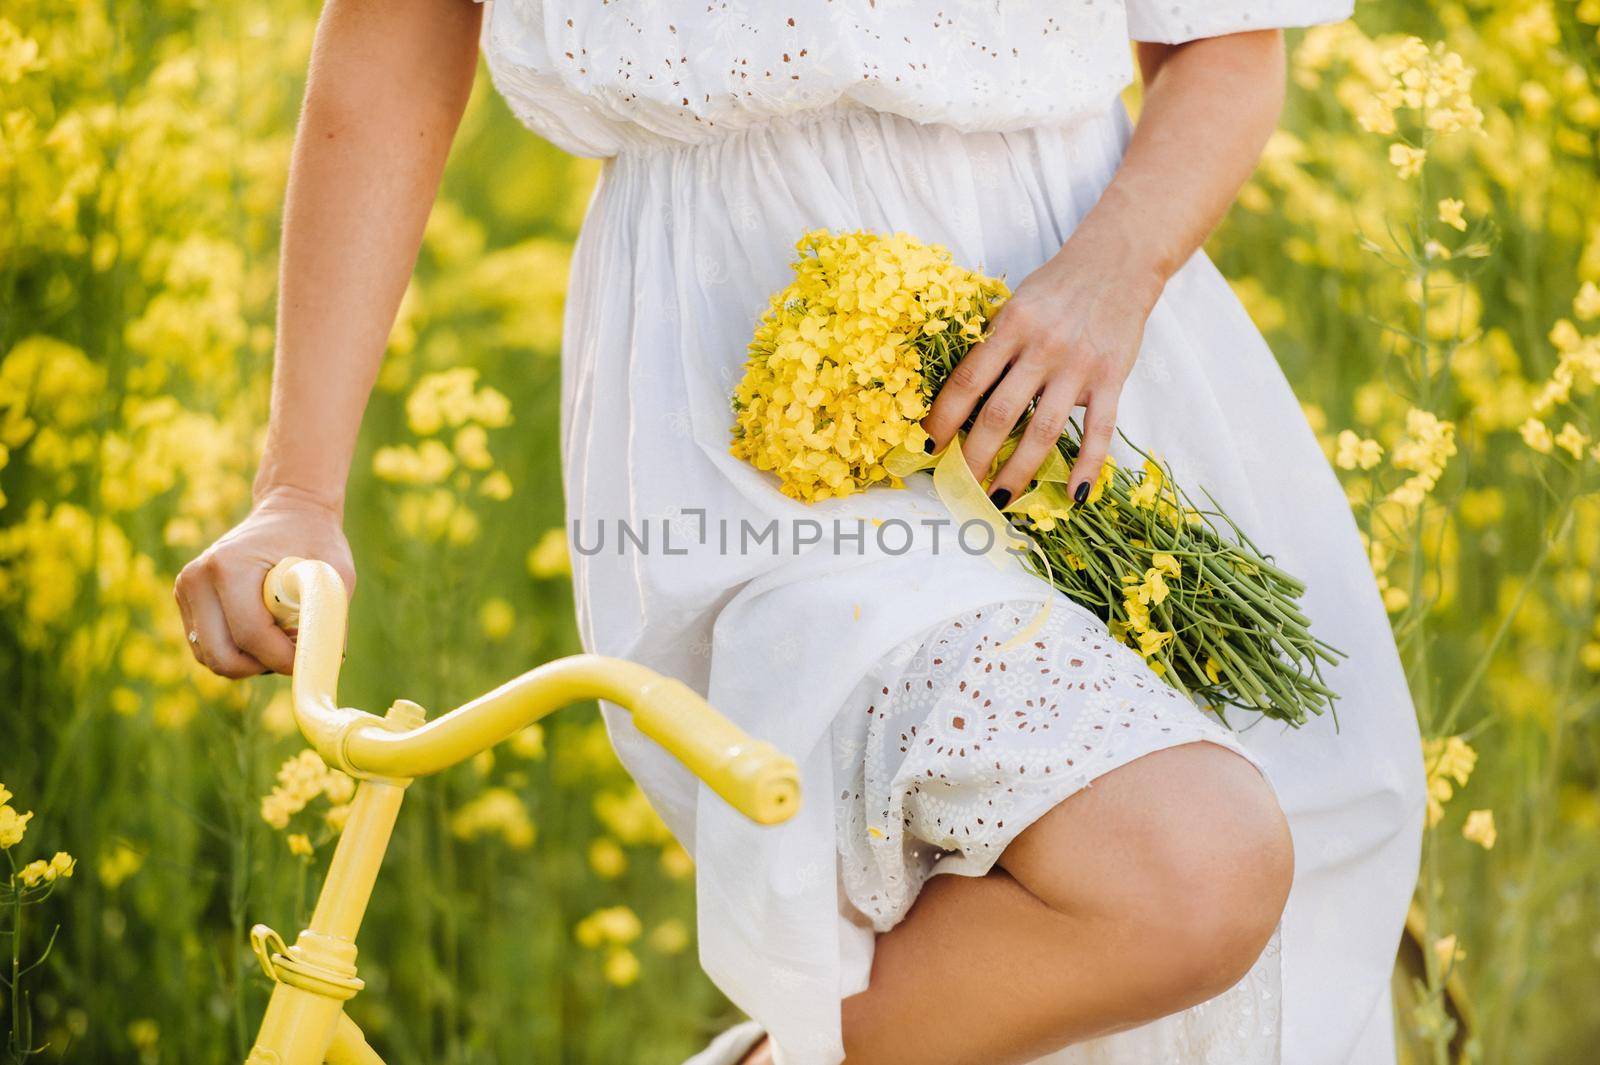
[473,3,1426,1064]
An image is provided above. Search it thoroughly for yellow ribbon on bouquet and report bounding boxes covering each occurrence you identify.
[883,432,1069,652]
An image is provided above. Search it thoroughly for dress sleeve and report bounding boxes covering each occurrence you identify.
[1124,1,1354,44]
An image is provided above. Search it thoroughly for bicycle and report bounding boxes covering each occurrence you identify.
[243,557,801,1065]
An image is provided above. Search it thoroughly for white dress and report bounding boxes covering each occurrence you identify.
[475,3,1425,1064]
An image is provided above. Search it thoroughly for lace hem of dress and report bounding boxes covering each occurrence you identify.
[833,598,1258,933]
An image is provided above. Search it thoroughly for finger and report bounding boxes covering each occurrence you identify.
[962,357,1045,485]
[1067,389,1120,505]
[217,562,298,675]
[986,378,1081,509]
[921,331,1018,452]
[174,574,195,634]
[185,574,267,679]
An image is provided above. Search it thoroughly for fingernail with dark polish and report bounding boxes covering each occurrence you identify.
[923,438,936,454]
[989,488,1011,509]
[1073,481,1090,504]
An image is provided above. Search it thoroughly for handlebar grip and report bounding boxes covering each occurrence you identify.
[263,556,309,632]
[630,676,800,826]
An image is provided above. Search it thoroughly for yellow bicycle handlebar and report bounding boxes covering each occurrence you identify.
[262,557,799,825]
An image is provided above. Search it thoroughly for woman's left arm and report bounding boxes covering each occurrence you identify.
[922,30,1287,506]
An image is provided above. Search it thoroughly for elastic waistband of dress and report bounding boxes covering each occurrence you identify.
[605,96,1125,165]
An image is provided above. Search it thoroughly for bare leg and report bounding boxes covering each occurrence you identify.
[740,741,1292,1065]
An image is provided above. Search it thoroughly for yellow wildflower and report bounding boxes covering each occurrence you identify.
[1335,430,1383,470]
[1128,460,1165,509]
[0,803,32,848]
[127,1020,159,1052]
[286,833,313,858]
[660,842,694,880]
[1389,143,1427,179]
[99,842,144,888]
[325,804,352,832]
[594,786,672,846]
[1087,456,1117,504]
[450,787,536,849]
[575,905,643,949]
[1574,280,1600,321]
[452,424,494,470]
[509,723,546,760]
[588,838,628,879]
[648,919,691,955]
[479,597,515,641]
[603,947,641,987]
[479,470,514,501]
[1132,567,1171,607]
[16,850,70,887]
[1520,418,1554,453]
[1137,629,1174,658]
[1423,735,1478,826]
[730,230,1008,502]
[405,368,513,436]
[1437,198,1467,232]
[527,528,571,578]
[1386,408,1456,510]
[1462,809,1497,850]
[259,750,353,832]
[1554,422,1590,460]
[1433,934,1465,967]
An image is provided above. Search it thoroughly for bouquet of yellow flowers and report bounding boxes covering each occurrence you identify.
[731,230,1339,727]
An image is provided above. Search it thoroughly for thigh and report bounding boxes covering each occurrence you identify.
[996,740,1291,923]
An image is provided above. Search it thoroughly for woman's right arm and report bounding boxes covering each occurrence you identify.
[176,0,483,678]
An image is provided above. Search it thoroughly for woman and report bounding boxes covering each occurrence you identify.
[176,2,1425,1063]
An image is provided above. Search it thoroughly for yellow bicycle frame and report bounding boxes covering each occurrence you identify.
[244,557,800,1065]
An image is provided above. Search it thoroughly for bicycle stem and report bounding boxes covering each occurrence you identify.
[262,557,800,825]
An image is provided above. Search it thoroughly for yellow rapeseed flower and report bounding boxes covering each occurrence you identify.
[1462,808,1497,850]
[603,947,641,987]
[1335,429,1384,470]
[660,842,694,880]
[479,597,515,641]
[647,918,691,955]
[0,803,32,848]
[450,787,536,849]
[527,528,571,578]
[730,230,1008,502]
[1437,198,1467,232]
[588,838,627,879]
[1424,735,1478,826]
[509,723,546,760]
[1389,143,1427,179]
[1574,280,1600,321]
[99,842,144,888]
[1127,460,1165,509]
[1554,422,1590,460]
[1520,417,1554,453]
[575,905,642,949]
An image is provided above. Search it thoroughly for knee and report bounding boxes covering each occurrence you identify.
[1133,772,1294,1004]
